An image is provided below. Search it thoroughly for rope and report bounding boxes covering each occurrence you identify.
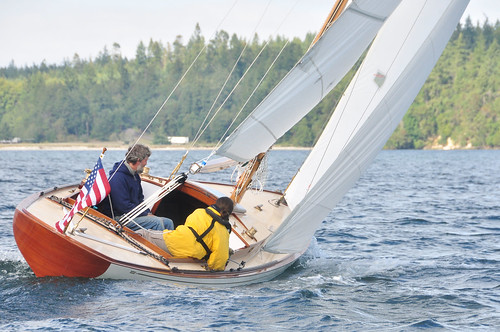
[119,173,186,227]
[50,195,170,267]
[252,153,268,192]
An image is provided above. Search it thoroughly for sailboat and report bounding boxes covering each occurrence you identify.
[13,0,469,286]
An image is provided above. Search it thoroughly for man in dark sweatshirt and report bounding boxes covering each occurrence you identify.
[98,144,174,231]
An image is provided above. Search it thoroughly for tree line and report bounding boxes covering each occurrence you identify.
[0,18,499,149]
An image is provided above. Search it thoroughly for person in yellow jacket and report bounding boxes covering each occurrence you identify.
[137,197,233,271]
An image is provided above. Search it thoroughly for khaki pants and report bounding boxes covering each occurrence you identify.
[136,229,171,254]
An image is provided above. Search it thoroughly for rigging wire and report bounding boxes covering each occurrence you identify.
[107,0,239,182]
[169,0,275,177]
[195,0,302,156]
[170,0,302,178]
[189,42,249,147]
[214,40,289,151]
[179,0,276,172]
[190,0,274,148]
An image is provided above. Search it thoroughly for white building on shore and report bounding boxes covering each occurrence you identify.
[167,136,189,144]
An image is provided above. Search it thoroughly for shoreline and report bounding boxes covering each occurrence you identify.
[0,142,495,151]
[0,143,313,151]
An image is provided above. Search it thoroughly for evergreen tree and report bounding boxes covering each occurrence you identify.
[0,21,498,149]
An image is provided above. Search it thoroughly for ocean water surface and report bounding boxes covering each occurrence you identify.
[0,149,498,331]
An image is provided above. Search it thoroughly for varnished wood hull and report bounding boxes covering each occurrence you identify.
[13,207,110,277]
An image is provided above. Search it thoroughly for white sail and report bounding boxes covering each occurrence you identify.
[264,0,470,253]
[216,0,401,162]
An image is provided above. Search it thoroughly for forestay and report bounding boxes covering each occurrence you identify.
[264,0,470,253]
[216,0,402,162]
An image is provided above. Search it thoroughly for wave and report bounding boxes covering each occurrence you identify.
[480,215,500,221]
[408,319,444,329]
[395,217,440,225]
[0,251,33,281]
[0,206,16,215]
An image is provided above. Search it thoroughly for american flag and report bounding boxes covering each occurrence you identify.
[55,156,111,233]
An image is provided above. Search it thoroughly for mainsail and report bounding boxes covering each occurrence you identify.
[263,0,470,253]
[216,0,401,162]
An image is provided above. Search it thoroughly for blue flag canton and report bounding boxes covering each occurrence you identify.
[84,159,102,191]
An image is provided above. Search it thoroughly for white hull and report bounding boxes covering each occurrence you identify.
[99,255,299,286]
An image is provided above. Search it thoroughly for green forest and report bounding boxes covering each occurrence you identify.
[0,18,499,149]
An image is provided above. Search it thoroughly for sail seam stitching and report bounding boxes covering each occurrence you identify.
[311,59,324,100]
[348,5,387,22]
[250,114,278,141]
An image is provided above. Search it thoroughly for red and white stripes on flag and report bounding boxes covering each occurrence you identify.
[55,156,111,233]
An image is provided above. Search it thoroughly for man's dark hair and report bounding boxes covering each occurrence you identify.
[126,144,151,164]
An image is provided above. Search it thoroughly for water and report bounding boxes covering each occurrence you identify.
[0,149,498,331]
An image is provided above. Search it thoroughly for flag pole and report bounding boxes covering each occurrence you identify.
[63,148,108,234]
[68,207,91,235]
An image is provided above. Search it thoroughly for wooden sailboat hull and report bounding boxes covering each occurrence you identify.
[13,206,111,277]
[14,205,296,285]
[12,180,300,286]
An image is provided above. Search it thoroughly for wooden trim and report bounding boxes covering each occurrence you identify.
[311,0,348,45]
[231,152,266,203]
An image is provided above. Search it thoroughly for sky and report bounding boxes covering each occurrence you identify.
[1,0,499,68]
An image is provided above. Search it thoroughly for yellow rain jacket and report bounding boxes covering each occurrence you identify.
[163,206,230,271]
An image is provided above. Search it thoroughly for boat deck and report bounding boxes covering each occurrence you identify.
[21,179,293,275]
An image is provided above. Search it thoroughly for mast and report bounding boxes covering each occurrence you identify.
[230,153,266,204]
[311,0,349,45]
[228,0,349,203]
